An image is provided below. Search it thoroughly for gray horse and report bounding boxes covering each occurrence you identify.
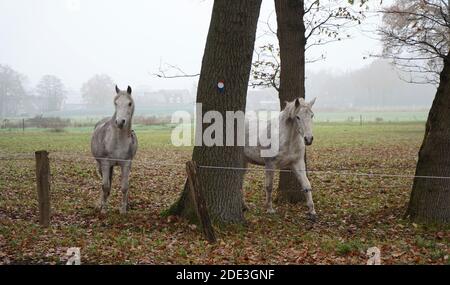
[244,97,317,220]
[91,85,138,214]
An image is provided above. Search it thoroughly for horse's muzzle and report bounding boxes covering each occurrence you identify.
[304,136,314,146]
[116,119,126,129]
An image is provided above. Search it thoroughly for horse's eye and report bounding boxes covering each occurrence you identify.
[128,102,132,107]
[296,116,300,120]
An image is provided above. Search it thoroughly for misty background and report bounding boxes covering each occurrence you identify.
[0,0,437,123]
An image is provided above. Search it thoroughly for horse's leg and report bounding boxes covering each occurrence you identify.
[265,162,275,213]
[119,162,131,214]
[95,161,102,178]
[292,159,317,222]
[99,163,112,214]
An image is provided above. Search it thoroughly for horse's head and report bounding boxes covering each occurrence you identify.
[286,97,316,146]
[114,85,134,129]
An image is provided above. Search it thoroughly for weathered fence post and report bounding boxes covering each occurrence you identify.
[35,150,50,227]
[185,160,216,243]
[22,118,25,132]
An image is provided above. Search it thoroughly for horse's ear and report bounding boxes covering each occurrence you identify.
[309,97,317,107]
[127,86,132,95]
[295,98,300,108]
[115,85,120,94]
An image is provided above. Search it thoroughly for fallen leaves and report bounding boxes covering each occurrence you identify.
[0,124,449,264]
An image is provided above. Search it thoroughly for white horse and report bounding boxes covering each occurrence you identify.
[243,97,317,221]
[91,85,138,214]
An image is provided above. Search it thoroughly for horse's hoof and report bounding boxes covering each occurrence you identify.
[267,208,276,214]
[119,205,128,215]
[242,204,249,212]
[307,213,317,222]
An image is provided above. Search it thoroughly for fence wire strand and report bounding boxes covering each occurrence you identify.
[1,151,450,180]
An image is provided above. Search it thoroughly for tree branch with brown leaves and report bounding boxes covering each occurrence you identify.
[379,0,449,84]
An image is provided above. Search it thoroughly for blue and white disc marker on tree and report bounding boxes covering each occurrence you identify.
[217,80,225,93]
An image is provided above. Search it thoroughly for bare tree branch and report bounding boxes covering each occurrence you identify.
[379,0,449,84]
[152,62,200,79]
[250,0,367,90]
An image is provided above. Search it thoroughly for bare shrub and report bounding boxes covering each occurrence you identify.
[133,116,171,126]
[26,116,70,129]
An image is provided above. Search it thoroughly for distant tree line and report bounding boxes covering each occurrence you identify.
[0,65,27,117]
[0,65,67,117]
[0,64,118,117]
[306,59,436,109]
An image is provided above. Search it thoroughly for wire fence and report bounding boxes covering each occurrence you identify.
[1,151,449,181]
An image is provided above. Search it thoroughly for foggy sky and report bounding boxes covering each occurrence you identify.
[0,0,384,94]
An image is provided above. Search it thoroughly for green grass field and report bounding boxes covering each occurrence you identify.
[0,122,449,264]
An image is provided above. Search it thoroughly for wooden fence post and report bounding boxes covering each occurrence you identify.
[35,150,50,227]
[186,161,216,243]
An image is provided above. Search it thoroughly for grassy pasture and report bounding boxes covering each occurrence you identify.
[0,122,449,264]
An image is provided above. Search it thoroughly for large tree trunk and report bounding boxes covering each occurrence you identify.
[168,0,262,224]
[406,52,450,224]
[275,0,307,203]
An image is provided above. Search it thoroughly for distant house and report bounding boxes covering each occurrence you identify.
[63,103,88,111]
[246,89,279,111]
[134,89,192,107]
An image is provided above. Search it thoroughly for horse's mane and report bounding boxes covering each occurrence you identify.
[283,98,310,119]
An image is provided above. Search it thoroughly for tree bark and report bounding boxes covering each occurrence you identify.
[275,0,307,203]
[406,52,450,224]
[168,0,262,224]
